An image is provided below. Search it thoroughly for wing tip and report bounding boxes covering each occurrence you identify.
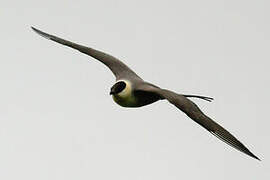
[247,151,261,161]
[31,26,41,34]
[210,131,261,161]
[31,26,37,31]
[31,26,52,40]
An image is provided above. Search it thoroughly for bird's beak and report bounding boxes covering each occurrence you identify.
[109,90,115,95]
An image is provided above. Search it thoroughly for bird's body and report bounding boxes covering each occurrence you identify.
[112,80,161,107]
[32,27,260,160]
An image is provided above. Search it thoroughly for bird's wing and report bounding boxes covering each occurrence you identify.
[136,85,260,160]
[31,27,142,80]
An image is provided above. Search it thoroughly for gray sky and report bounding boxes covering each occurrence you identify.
[1,0,269,179]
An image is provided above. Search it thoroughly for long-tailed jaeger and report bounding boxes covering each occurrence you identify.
[32,27,260,160]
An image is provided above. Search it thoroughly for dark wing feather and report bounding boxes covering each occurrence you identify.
[31,27,142,80]
[138,85,260,160]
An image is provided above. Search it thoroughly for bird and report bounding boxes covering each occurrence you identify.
[31,26,260,160]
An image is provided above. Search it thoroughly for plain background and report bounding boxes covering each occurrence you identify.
[1,0,269,179]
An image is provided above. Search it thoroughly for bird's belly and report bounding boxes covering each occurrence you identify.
[112,94,139,107]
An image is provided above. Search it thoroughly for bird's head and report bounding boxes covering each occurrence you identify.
[110,80,136,107]
[110,81,127,95]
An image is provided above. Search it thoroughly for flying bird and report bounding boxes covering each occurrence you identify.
[31,27,260,160]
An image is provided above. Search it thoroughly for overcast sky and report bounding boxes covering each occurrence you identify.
[1,0,269,179]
